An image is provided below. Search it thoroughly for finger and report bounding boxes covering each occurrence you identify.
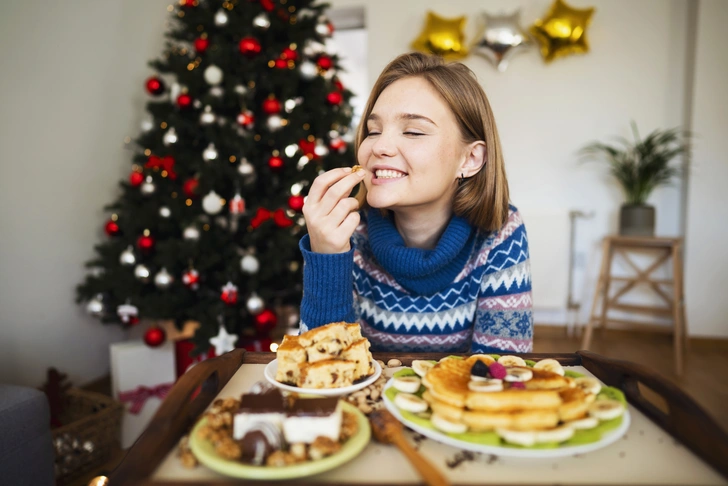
[319,171,367,214]
[307,167,354,204]
[329,197,361,225]
[338,210,361,238]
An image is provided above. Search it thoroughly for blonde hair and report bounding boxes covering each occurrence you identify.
[354,52,510,232]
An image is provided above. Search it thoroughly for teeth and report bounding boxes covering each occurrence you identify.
[375,169,407,179]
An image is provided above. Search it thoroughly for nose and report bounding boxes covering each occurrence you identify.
[371,131,396,158]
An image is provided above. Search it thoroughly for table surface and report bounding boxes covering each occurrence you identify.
[151,363,726,485]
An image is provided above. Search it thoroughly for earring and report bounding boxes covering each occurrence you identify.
[458,173,464,186]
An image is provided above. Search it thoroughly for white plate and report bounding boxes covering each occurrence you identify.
[382,379,631,458]
[264,359,382,396]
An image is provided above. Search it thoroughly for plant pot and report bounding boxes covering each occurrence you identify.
[619,204,655,236]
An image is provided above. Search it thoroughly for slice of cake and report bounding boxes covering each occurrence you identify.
[233,389,286,440]
[275,335,306,385]
[298,359,357,389]
[297,322,351,349]
[340,338,374,380]
[282,397,342,443]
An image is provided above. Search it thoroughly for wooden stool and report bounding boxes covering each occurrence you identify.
[581,236,687,375]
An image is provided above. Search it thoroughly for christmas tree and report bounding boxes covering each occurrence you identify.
[76,0,354,353]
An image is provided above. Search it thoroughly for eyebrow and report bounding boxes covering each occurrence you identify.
[367,113,438,127]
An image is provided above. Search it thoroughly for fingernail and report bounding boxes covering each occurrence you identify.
[343,167,352,172]
[357,170,366,177]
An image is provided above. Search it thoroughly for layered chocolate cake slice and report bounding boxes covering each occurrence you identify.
[233,388,286,440]
[282,397,342,443]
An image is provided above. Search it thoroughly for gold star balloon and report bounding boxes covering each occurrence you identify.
[411,11,468,60]
[530,0,595,63]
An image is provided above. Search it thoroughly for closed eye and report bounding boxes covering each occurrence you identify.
[367,131,381,136]
[404,132,425,136]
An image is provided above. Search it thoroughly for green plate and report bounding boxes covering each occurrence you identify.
[189,401,370,480]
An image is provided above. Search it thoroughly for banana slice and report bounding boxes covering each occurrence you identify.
[566,416,600,430]
[468,378,503,392]
[411,360,435,377]
[431,413,468,434]
[503,367,533,382]
[574,377,602,395]
[588,399,624,421]
[496,428,537,447]
[392,376,422,393]
[394,393,429,413]
[498,355,527,367]
[536,425,574,444]
[533,359,565,376]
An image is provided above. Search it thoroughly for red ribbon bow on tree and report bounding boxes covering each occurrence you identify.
[250,207,294,229]
[118,382,174,415]
[145,155,177,180]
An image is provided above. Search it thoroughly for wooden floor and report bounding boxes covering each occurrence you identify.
[68,325,728,485]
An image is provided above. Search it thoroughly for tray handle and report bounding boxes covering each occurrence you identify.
[578,350,728,480]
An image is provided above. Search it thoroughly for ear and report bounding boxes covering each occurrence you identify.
[459,141,486,178]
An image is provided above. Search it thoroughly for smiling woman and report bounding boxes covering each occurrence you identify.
[299,52,533,354]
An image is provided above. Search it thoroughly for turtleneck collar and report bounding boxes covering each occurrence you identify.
[366,208,476,295]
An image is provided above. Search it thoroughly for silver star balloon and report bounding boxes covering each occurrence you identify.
[473,11,532,72]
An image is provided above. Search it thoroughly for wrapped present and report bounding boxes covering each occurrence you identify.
[110,340,176,449]
[174,339,217,378]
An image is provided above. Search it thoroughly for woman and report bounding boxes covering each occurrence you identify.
[299,52,533,353]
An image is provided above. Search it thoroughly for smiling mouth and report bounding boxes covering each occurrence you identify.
[374,169,408,179]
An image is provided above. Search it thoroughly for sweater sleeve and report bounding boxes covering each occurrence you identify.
[471,210,534,353]
[298,234,358,331]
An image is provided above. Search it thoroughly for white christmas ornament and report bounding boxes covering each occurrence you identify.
[163,127,177,145]
[234,84,248,95]
[214,9,228,26]
[183,226,200,240]
[154,268,173,289]
[253,13,270,30]
[285,144,299,157]
[117,302,139,324]
[140,176,156,196]
[200,105,216,125]
[299,61,318,80]
[202,143,218,161]
[240,254,260,274]
[204,65,223,85]
[141,118,154,132]
[170,82,182,101]
[202,191,224,214]
[159,206,171,218]
[119,246,136,266]
[209,86,224,98]
[246,293,264,315]
[238,158,255,175]
[134,264,151,282]
[86,294,104,316]
[284,99,297,113]
[209,323,238,355]
[303,40,325,56]
[290,182,303,195]
[266,115,283,131]
[315,140,329,157]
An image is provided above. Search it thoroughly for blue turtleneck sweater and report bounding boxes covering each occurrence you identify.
[299,206,533,353]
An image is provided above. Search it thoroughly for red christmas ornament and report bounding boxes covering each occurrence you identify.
[330,138,347,153]
[130,171,144,187]
[221,282,239,305]
[182,0,197,6]
[194,37,209,53]
[326,91,343,105]
[229,194,246,215]
[145,76,165,96]
[288,195,304,212]
[239,37,262,56]
[236,110,255,128]
[268,155,284,171]
[254,308,278,335]
[144,327,166,348]
[281,47,298,61]
[317,56,333,70]
[182,269,200,290]
[182,178,199,197]
[262,97,281,114]
[260,0,275,12]
[176,93,193,109]
[137,233,155,252]
[298,139,317,159]
[333,79,344,91]
[274,58,288,69]
[273,209,293,228]
[104,220,120,236]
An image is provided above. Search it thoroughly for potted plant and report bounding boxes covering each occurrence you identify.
[580,122,690,236]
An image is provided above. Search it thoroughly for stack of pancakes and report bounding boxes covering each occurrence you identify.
[422,356,594,432]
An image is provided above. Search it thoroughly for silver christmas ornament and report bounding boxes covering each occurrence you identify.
[193,99,202,109]
[200,105,216,125]
[253,13,270,30]
[214,9,228,26]
[140,176,156,196]
[302,40,325,56]
[159,206,171,218]
[141,118,154,132]
[290,182,303,195]
[202,190,224,214]
[238,158,255,175]
[314,140,329,157]
[234,84,248,95]
[170,82,182,101]
[154,267,174,289]
[183,226,200,240]
[240,254,260,274]
[202,143,218,161]
[134,264,151,282]
[266,115,283,131]
[119,246,136,266]
[285,144,299,157]
[210,86,224,97]
[246,293,264,315]
[315,21,332,37]
[299,61,318,80]
[204,65,223,85]
[86,294,104,316]
[284,99,297,113]
[163,127,177,145]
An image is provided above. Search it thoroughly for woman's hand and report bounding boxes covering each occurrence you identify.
[303,167,367,254]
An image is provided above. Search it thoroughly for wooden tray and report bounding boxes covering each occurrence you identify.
[110,350,728,485]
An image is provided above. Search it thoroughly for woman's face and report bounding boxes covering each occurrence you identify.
[357,76,469,216]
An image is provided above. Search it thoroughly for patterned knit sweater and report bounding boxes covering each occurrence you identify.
[299,205,533,353]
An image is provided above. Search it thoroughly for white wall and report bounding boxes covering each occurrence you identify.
[0,0,725,388]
